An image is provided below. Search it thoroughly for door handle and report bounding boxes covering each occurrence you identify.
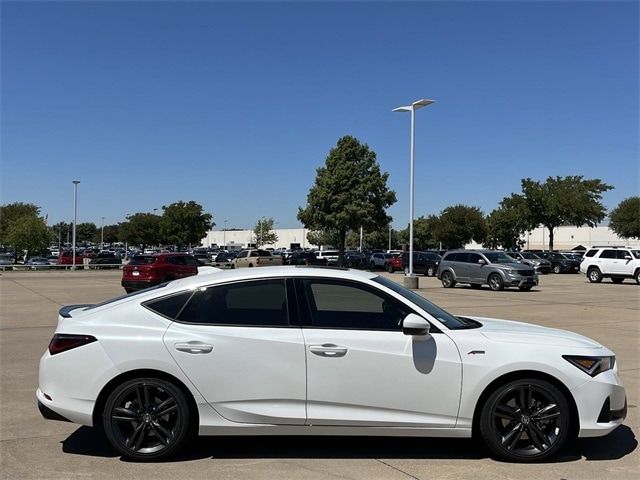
[309,344,348,357]
[175,342,213,354]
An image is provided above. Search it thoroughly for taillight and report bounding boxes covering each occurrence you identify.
[48,334,97,355]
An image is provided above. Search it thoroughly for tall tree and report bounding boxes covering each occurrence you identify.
[119,213,162,248]
[253,217,279,247]
[485,194,531,250]
[5,215,51,259]
[434,205,487,249]
[306,230,339,248]
[521,176,613,250]
[608,196,640,240]
[50,221,71,247]
[298,136,396,265]
[0,202,40,244]
[75,222,97,244]
[159,201,214,248]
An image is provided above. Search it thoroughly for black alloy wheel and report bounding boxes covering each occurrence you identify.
[103,378,191,461]
[480,378,570,462]
[488,273,504,291]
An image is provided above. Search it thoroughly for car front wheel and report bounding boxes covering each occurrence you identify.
[441,271,456,288]
[426,265,435,277]
[387,264,394,273]
[479,378,571,462]
[587,267,602,283]
[488,273,504,291]
[553,264,561,274]
[103,377,191,461]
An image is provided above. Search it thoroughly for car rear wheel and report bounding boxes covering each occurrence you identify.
[479,378,570,462]
[441,271,456,288]
[387,264,394,273]
[552,264,561,274]
[488,273,504,291]
[103,377,191,461]
[635,270,640,285]
[426,265,435,277]
[587,267,602,283]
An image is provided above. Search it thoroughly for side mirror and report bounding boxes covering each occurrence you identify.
[402,313,431,336]
[478,259,486,265]
[624,255,632,260]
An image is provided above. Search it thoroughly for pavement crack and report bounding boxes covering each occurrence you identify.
[3,279,63,307]
[375,459,422,480]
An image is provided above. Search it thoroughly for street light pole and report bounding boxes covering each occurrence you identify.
[223,219,228,249]
[393,99,434,287]
[72,180,80,269]
[101,216,105,251]
[388,224,392,251]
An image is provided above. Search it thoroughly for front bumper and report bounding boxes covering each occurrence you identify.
[573,369,627,437]
[505,275,538,287]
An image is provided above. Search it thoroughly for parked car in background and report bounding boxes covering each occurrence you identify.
[232,249,284,268]
[386,254,403,273]
[39,267,626,462]
[211,252,234,269]
[580,246,640,284]
[121,253,200,293]
[26,257,51,269]
[534,252,580,274]
[401,251,441,277]
[438,250,538,291]
[0,254,14,270]
[344,251,366,269]
[89,253,121,269]
[316,250,339,266]
[285,251,328,266]
[369,253,395,270]
[58,251,85,266]
[505,251,552,275]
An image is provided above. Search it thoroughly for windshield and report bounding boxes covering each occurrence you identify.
[484,252,517,264]
[632,250,640,259]
[372,276,471,330]
[520,252,539,259]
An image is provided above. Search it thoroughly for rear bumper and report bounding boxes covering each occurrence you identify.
[121,279,157,291]
[37,398,71,423]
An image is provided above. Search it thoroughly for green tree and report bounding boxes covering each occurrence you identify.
[397,215,440,250]
[521,176,613,250]
[298,136,396,265]
[5,215,51,259]
[345,227,398,250]
[75,222,97,244]
[159,201,214,248]
[98,224,120,244]
[0,202,40,244]
[253,217,279,247]
[50,221,71,246]
[119,213,162,248]
[433,205,487,249]
[307,230,338,248]
[609,197,640,240]
[485,194,531,250]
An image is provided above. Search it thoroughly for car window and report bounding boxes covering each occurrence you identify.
[617,250,632,260]
[599,250,617,259]
[184,256,200,266]
[632,250,640,259]
[129,255,156,265]
[302,279,409,331]
[168,256,187,265]
[467,253,482,264]
[484,252,515,263]
[584,249,597,257]
[144,291,194,319]
[177,279,288,327]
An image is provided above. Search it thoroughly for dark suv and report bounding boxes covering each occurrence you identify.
[533,251,580,274]
[121,253,200,293]
[401,251,441,276]
[437,250,538,291]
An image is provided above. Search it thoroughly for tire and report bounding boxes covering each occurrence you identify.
[552,264,561,274]
[636,269,640,285]
[611,277,624,284]
[519,285,533,291]
[488,273,504,291]
[441,271,456,288]
[587,267,602,283]
[370,262,376,270]
[102,377,191,461]
[387,264,394,274]
[426,265,435,277]
[479,378,571,462]
[248,263,254,268]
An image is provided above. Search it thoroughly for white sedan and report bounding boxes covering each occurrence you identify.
[37,267,626,462]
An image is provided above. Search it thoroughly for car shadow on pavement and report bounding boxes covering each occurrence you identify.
[61,425,637,463]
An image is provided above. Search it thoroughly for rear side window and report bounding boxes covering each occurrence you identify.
[144,291,194,319]
[584,250,597,257]
[177,279,288,327]
[257,251,272,257]
[129,255,156,265]
[599,250,617,259]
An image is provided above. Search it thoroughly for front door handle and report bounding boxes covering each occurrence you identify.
[175,342,213,354]
[309,344,348,357]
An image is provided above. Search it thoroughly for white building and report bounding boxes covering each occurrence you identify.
[467,225,639,250]
[201,228,318,250]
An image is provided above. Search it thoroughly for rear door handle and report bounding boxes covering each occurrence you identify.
[175,342,213,354]
[309,344,348,357]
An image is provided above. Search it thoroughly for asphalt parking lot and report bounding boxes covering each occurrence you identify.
[0,270,637,479]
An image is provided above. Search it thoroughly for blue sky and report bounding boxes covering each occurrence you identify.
[2,1,638,230]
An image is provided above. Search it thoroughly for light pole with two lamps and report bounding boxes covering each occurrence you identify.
[393,99,434,288]
[72,180,80,269]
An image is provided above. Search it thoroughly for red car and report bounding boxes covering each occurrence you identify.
[386,254,403,273]
[57,251,85,265]
[121,253,200,293]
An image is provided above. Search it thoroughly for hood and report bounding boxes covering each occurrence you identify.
[468,316,604,349]
[491,262,532,271]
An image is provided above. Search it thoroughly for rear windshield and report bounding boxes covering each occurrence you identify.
[129,255,157,265]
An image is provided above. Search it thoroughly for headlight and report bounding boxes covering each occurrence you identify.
[563,355,615,377]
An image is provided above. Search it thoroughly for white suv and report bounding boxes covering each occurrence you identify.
[580,247,640,284]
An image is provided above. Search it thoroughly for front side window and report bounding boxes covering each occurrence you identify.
[176,279,288,326]
[301,279,409,331]
[467,253,482,264]
[617,250,633,260]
